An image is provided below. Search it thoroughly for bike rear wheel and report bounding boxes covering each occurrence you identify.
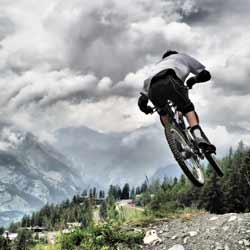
[205,153,224,177]
[163,116,205,187]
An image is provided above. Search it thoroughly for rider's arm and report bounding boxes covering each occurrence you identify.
[138,79,153,114]
[195,69,211,82]
[182,53,211,88]
[186,69,211,89]
[138,93,153,114]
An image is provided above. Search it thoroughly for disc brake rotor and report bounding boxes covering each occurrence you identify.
[173,134,194,160]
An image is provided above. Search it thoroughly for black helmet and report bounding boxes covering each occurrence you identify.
[162,50,178,59]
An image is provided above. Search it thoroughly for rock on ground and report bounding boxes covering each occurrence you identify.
[142,213,250,250]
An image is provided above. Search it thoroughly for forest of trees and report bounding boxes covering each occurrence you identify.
[8,197,93,233]
[6,182,134,234]
[98,141,250,215]
[145,141,250,215]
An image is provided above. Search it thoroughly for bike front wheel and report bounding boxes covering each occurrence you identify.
[163,116,205,187]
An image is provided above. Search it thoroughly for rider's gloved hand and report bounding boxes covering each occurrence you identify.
[143,106,154,114]
[138,94,154,114]
[186,76,197,89]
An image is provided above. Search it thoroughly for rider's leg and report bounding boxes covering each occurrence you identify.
[173,91,211,149]
[185,112,207,142]
[161,111,215,152]
[161,110,201,133]
[186,113,216,152]
[178,107,215,151]
[185,111,198,127]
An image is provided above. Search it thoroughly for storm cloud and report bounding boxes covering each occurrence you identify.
[0,0,250,184]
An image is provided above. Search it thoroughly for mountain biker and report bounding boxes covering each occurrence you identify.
[138,50,216,152]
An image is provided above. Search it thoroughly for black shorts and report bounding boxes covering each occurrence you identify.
[148,69,194,114]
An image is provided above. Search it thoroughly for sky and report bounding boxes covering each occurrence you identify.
[1,0,250,185]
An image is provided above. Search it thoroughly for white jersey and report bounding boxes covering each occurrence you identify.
[143,53,205,94]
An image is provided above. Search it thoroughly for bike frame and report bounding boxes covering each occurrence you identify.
[141,88,222,184]
[155,101,205,160]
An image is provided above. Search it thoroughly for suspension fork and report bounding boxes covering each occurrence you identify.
[160,115,169,127]
[159,103,175,127]
[160,113,188,143]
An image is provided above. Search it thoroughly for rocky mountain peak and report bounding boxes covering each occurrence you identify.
[0,125,85,227]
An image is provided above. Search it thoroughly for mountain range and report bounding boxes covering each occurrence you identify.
[0,124,180,226]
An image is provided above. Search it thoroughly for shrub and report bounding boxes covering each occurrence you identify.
[57,222,144,250]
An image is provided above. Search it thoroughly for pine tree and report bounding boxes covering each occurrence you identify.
[234,149,250,211]
[161,177,172,191]
[135,186,141,195]
[93,187,97,198]
[80,200,93,227]
[100,190,106,198]
[121,183,130,199]
[179,174,186,186]
[81,189,88,197]
[98,190,103,199]
[173,177,178,186]
[16,230,33,250]
[150,179,161,194]
[140,180,148,193]
[108,185,115,198]
[223,142,245,212]
[199,172,225,213]
[0,236,11,250]
[117,186,122,200]
[130,187,136,199]
[89,188,93,198]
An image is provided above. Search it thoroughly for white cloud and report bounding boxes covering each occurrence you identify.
[0,0,250,184]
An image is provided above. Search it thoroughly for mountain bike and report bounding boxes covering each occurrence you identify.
[142,93,224,187]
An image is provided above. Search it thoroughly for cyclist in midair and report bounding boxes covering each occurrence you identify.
[138,50,216,152]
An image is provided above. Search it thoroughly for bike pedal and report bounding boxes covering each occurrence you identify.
[203,147,216,155]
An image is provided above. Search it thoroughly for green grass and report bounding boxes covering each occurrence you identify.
[118,206,146,221]
[119,205,206,228]
[34,244,58,250]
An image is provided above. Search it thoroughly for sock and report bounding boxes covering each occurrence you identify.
[193,128,202,138]
[190,125,202,138]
